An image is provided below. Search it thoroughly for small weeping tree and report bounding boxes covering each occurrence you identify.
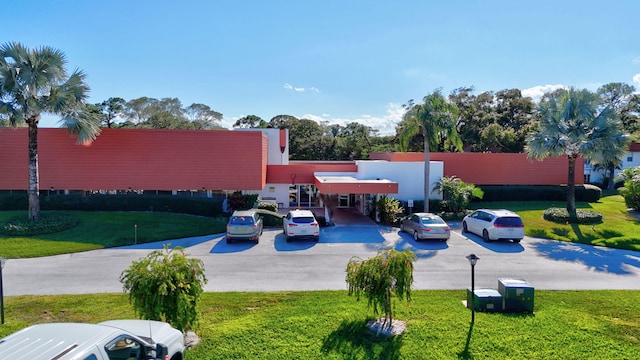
[120,245,207,332]
[346,249,416,332]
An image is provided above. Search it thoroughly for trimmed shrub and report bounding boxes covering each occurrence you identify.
[120,245,207,332]
[0,193,225,217]
[543,207,603,224]
[479,185,601,202]
[1,212,79,235]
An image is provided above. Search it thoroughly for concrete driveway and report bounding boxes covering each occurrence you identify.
[4,223,640,296]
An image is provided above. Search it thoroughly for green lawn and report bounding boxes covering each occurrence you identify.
[0,291,638,359]
[471,194,640,251]
[0,211,227,258]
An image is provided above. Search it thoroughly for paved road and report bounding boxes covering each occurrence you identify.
[4,224,640,296]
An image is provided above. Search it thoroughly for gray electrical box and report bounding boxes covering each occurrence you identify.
[498,278,534,313]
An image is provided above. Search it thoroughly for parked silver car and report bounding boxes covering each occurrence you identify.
[226,209,263,243]
[400,212,451,241]
[462,209,524,243]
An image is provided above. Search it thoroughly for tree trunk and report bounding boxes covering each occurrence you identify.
[27,118,41,221]
[607,164,615,190]
[385,287,392,327]
[566,155,576,214]
[423,138,430,213]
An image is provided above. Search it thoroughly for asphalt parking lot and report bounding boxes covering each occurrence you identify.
[4,223,640,296]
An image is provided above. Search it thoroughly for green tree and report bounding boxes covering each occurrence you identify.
[185,103,223,129]
[526,88,629,213]
[0,42,100,220]
[120,245,207,332]
[233,114,268,128]
[616,166,640,210]
[95,97,126,128]
[433,176,484,215]
[398,89,462,212]
[346,249,416,329]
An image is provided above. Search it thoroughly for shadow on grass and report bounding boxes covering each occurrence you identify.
[457,322,474,360]
[321,320,403,359]
[533,239,640,274]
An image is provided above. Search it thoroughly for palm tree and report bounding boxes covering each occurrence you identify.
[526,88,629,213]
[0,42,100,220]
[398,89,462,212]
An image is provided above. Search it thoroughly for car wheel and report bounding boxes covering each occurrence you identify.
[314,236,319,242]
[462,221,468,233]
[286,236,291,243]
[482,229,491,242]
[226,238,233,244]
[413,231,419,241]
[513,238,522,243]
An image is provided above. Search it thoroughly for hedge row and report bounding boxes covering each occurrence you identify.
[0,193,225,217]
[477,184,602,202]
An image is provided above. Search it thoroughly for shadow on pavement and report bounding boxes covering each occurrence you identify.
[462,232,525,253]
[533,239,640,275]
[321,226,386,243]
[210,238,258,253]
[367,229,442,259]
[274,232,317,251]
[118,234,223,250]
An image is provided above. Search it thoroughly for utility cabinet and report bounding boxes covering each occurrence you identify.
[467,288,503,312]
[498,278,534,313]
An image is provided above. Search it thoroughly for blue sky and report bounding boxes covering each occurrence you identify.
[5,1,640,135]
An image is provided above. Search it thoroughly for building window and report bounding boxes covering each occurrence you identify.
[584,174,591,183]
[627,155,633,162]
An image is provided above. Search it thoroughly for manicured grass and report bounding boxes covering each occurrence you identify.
[0,291,638,359]
[0,210,227,258]
[471,194,640,251]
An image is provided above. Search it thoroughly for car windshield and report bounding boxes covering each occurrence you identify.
[230,216,254,225]
[293,216,316,224]
[495,217,523,226]
[421,217,445,225]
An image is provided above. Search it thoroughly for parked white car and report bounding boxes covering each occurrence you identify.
[462,209,524,243]
[283,209,320,242]
[0,319,185,360]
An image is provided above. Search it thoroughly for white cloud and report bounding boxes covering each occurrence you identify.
[283,83,314,93]
[522,84,566,103]
[301,103,404,136]
[633,57,640,66]
[633,73,640,87]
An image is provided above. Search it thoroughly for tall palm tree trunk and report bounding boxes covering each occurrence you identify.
[567,155,576,214]
[27,118,41,220]
[424,138,430,213]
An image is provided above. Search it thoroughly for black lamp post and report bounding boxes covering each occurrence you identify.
[466,253,479,323]
[0,257,5,325]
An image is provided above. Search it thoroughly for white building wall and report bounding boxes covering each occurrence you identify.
[355,160,444,201]
[586,150,640,184]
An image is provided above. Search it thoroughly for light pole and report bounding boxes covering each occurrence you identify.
[466,253,479,323]
[0,257,5,325]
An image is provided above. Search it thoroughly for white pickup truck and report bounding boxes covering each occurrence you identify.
[0,319,185,360]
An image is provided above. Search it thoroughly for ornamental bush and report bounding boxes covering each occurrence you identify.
[346,249,416,328]
[543,207,603,224]
[120,245,207,332]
